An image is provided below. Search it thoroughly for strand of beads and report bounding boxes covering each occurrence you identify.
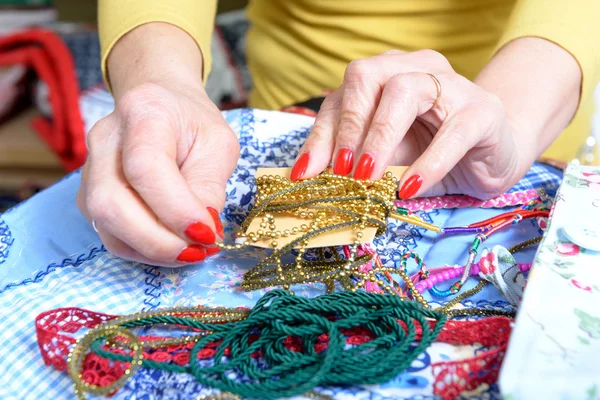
[351,249,431,308]
[402,251,429,280]
[438,281,488,313]
[428,233,487,297]
[430,210,548,297]
[411,237,541,292]
[508,236,543,253]
[426,236,542,317]
[413,262,532,294]
[216,171,398,293]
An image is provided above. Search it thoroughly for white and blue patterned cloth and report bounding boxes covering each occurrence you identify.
[0,109,562,400]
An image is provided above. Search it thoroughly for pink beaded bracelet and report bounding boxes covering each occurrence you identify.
[413,263,532,294]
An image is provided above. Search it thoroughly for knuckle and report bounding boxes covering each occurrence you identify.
[444,129,468,150]
[480,177,509,199]
[344,59,371,81]
[483,92,505,113]
[86,189,121,228]
[383,74,419,114]
[225,134,241,160]
[103,241,129,259]
[122,148,158,187]
[138,242,173,262]
[118,83,166,111]
[86,115,116,151]
[320,92,341,112]
[338,108,365,136]
[88,116,112,137]
[308,124,328,144]
[368,119,396,147]
[416,49,452,69]
[117,84,175,125]
[388,73,418,96]
[382,49,404,57]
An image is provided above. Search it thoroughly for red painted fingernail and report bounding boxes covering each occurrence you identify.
[399,174,423,199]
[185,222,216,245]
[290,153,310,181]
[177,245,207,263]
[207,207,224,238]
[333,149,353,176]
[206,247,221,256]
[353,154,375,180]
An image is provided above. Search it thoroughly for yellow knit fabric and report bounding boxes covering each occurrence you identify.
[98,0,217,85]
[99,0,600,162]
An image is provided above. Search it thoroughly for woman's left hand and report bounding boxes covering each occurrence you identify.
[291,49,523,200]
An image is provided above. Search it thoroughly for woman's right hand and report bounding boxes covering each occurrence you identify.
[77,82,239,267]
[77,23,240,267]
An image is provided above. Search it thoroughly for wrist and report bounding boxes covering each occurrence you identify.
[475,37,582,161]
[107,22,205,100]
[508,122,539,179]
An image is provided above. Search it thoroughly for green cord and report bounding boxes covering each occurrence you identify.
[79,290,446,400]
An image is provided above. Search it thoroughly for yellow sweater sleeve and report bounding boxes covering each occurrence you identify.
[98,0,217,90]
[496,0,600,112]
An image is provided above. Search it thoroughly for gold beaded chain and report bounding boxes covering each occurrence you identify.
[217,171,398,294]
[353,265,429,309]
[508,236,543,253]
[437,281,488,314]
[212,170,542,317]
[104,307,251,349]
[444,307,516,318]
[68,325,144,399]
[67,307,252,399]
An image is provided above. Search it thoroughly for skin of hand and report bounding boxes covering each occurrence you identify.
[293,38,582,200]
[77,23,240,267]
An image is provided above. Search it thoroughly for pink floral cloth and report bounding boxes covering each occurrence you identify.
[478,246,526,306]
[500,165,600,400]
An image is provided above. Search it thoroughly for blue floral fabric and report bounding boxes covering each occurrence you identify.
[0,109,562,400]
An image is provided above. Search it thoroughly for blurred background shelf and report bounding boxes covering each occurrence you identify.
[0,107,64,189]
[0,0,249,200]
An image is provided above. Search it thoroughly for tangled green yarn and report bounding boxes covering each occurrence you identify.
[84,290,446,399]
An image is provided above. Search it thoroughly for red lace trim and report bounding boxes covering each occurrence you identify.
[431,317,512,400]
[36,308,511,399]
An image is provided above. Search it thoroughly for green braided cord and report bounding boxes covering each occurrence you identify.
[84,290,445,400]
